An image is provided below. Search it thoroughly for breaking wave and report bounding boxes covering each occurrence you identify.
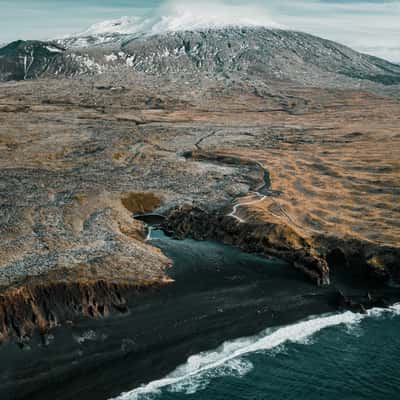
[111,304,400,399]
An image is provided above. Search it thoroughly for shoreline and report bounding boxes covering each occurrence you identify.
[2,231,399,400]
[113,303,400,400]
[0,23,399,400]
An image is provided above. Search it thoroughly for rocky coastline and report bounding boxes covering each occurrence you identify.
[0,25,399,399]
[0,276,171,345]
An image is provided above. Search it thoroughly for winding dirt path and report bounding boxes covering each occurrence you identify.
[228,193,267,223]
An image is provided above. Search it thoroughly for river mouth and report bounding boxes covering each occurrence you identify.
[1,230,339,400]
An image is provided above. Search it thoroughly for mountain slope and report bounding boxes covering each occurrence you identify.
[120,28,400,84]
[0,40,65,81]
[1,28,400,87]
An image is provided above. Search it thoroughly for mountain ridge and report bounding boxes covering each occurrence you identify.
[1,27,400,88]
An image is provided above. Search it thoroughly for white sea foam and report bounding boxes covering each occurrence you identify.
[167,358,253,395]
[113,309,390,400]
[367,302,400,318]
[111,304,400,399]
[74,329,97,344]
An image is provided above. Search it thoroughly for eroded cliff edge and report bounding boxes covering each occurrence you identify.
[0,71,399,343]
[164,149,399,290]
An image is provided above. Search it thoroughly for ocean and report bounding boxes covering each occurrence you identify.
[114,305,400,400]
[109,230,400,400]
[1,229,399,400]
[1,2,399,400]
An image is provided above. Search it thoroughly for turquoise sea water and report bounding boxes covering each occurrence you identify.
[116,307,400,400]
[109,230,400,400]
[1,228,398,400]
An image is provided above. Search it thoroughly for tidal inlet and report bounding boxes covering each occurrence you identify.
[0,1,400,399]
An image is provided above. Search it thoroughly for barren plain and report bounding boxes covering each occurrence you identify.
[0,69,399,343]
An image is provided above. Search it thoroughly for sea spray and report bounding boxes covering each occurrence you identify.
[112,307,400,400]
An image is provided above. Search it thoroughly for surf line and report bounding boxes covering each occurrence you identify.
[111,305,400,400]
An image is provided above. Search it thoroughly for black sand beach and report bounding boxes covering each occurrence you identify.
[1,230,345,400]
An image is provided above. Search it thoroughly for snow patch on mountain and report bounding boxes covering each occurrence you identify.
[45,45,64,53]
[60,1,284,48]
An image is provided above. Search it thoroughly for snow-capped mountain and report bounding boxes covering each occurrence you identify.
[1,22,400,87]
[57,5,284,48]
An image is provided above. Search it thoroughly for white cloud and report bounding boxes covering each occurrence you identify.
[155,0,284,31]
[1,0,399,62]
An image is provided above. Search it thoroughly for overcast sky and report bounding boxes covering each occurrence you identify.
[0,0,399,62]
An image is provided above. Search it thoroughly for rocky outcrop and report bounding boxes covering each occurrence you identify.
[0,275,167,344]
[322,237,400,285]
[163,204,400,289]
[0,40,65,81]
[163,205,330,286]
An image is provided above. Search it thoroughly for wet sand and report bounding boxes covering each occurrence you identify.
[0,231,346,400]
